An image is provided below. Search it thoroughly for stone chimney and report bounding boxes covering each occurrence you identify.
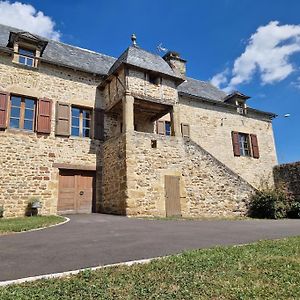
[163,51,186,79]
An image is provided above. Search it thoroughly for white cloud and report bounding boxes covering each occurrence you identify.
[211,21,300,92]
[291,76,300,89]
[210,68,229,88]
[0,1,60,40]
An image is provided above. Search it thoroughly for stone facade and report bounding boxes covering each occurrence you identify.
[0,34,278,218]
[0,53,102,217]
[125,132,254,217]
[179,96,277,188]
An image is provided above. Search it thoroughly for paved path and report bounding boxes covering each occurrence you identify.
[0,214,299,281]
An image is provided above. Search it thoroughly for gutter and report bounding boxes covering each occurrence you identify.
[178,91,277,119]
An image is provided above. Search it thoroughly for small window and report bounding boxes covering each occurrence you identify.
[9,95,36,131]
[238,133,251,157]
[71,107,91,138]
[148,74,160,85]
[18,47,35,67]
[165,121,171,136]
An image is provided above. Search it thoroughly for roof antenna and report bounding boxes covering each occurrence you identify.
[157,42,168,53]
[131,34,137,46]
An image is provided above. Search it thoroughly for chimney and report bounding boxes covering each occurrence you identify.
[163,51,186,79]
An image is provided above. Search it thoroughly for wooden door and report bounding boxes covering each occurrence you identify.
[165,175,181,217]
[58,170,95,214]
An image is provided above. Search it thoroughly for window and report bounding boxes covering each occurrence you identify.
[237,102,247,115]
[18,47,35,67]
[148,74,160,85]
[232,131,259,159]
[157,120,172,135]
[165,121,171,136]
[238,133,251,157]
[71,107,91,137]
[9,95,36,131]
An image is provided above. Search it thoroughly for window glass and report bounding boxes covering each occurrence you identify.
[165,121,171,136]
[10,118,19,129]
[25,98,35,109]
[11,96,21,107]
[71,126,80,136]
[72,108,80,118]
[71,107,91,137]
[11,107,21,118]
[24,120,34,131]
[9,96,35,131]
[82,128,90,138]
[18,48,35,67]
[238,133,251,157]
[19,48,35,57]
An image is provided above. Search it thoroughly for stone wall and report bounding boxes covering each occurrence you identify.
[125,132,254,217]
[274,162,300,199]
[0,54,102,217]
[126,69,178,105]
[178,96,278,187]
[101,134,127,214]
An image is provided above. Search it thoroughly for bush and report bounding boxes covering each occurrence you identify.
[287,198,300,219]
[249,187,288,219]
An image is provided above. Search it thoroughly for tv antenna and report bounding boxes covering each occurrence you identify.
[157,43,168,53]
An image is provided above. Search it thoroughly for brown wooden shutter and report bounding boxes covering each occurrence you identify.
[94,108,104,140]
[250,134,260,159]
[157,120,165,135]
[55,102,70,136]
[0,91,8,129]
[36,98,52,134]
[232,131,240,156]
[181,123,190,137]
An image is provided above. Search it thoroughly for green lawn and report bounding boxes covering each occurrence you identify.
[0,216,65,234]
[1,236,300,300]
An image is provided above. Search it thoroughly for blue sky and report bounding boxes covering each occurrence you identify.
[0,0,299,163]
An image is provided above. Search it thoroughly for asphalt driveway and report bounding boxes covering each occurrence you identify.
[0,214,299,281]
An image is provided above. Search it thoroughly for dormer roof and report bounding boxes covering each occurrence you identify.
[7,30,48,54]
[224,91,250,103]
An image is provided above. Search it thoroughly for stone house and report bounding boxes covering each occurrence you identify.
[0,25,277,218]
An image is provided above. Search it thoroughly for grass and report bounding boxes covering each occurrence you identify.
[1,236,300,299]
[0,215,65,234]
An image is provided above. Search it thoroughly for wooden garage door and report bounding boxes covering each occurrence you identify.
[58,170,96,214]
[165,175,181,217]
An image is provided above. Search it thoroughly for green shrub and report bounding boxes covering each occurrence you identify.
[288,197,300,219]
[248,186,288,219]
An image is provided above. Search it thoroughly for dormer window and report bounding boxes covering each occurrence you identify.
[237,102,247,115]
[18,47,35,67]
[7,31,48,69]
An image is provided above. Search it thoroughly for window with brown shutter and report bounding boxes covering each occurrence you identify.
[232,131,260,159]
[250,134,260,159]
[55,102,70,136]
[232,131,241,156]
[94,108,104,140]
[157,120,165,135]
[181,123,190,137]
[9,95,36,131]
[0,91,8,129]
[36,98,52,134]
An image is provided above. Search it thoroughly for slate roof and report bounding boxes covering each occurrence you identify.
[178,77,227,102]
[108,46,182,80]
[0,23,225,101]
[0,24,116,75]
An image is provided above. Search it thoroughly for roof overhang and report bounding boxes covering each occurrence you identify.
[179,91,277,119]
